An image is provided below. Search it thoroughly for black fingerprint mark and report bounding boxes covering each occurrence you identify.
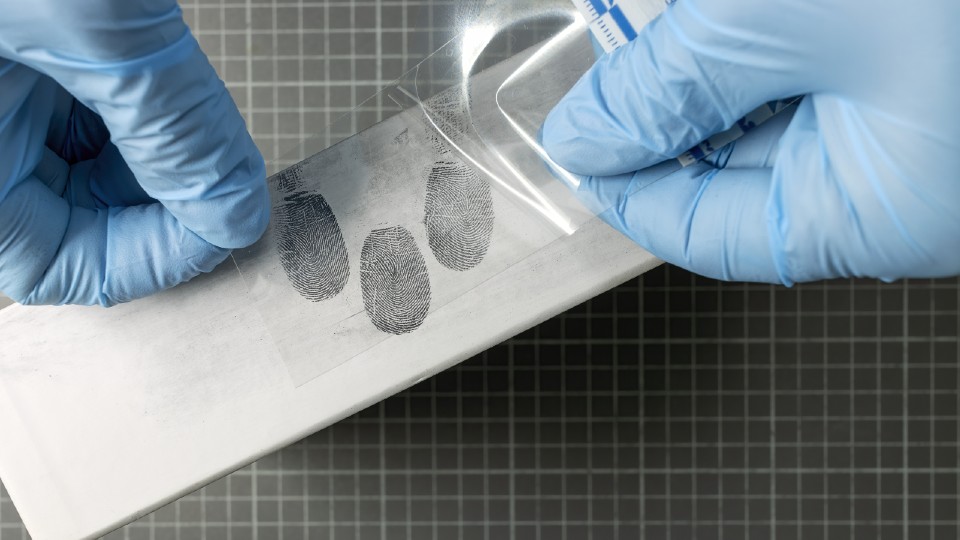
[424,160,494,271]
[360,226,432,335]
[274,191,350,302]
[275,162,305,193]
[425,86,472,155]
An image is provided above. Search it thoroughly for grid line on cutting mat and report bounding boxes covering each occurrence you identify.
[1,1,960,540]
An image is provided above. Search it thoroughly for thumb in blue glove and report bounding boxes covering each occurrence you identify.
[0,0,269,306]
[542,0,960,284]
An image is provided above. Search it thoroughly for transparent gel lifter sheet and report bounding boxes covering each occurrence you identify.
[233,0,794,386]
[233,3,603,386]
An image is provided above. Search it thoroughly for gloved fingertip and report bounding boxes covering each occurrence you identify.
[161,145,270,251]
[536,124,588,192]
[540,103,584,174]
[102,204,233,305]
[240,183,271,247]
[540,52,668,178]
[227,174,270,249]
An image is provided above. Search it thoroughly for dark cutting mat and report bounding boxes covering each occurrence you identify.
[1,1,958,538]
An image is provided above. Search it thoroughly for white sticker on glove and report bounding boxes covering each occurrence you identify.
[572,0,670,53]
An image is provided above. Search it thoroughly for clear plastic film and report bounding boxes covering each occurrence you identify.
[232,0,796,386]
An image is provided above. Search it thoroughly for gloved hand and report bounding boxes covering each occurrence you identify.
[542,0,960,284]
[0,0,269,306]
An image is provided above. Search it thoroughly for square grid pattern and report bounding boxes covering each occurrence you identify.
[2,1,959,539]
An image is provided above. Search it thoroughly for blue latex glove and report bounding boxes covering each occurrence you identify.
[0,0,269,306]
[542,0,960,284]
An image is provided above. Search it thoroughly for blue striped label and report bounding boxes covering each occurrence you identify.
[586,0,608,17]
[608,6,638,41]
